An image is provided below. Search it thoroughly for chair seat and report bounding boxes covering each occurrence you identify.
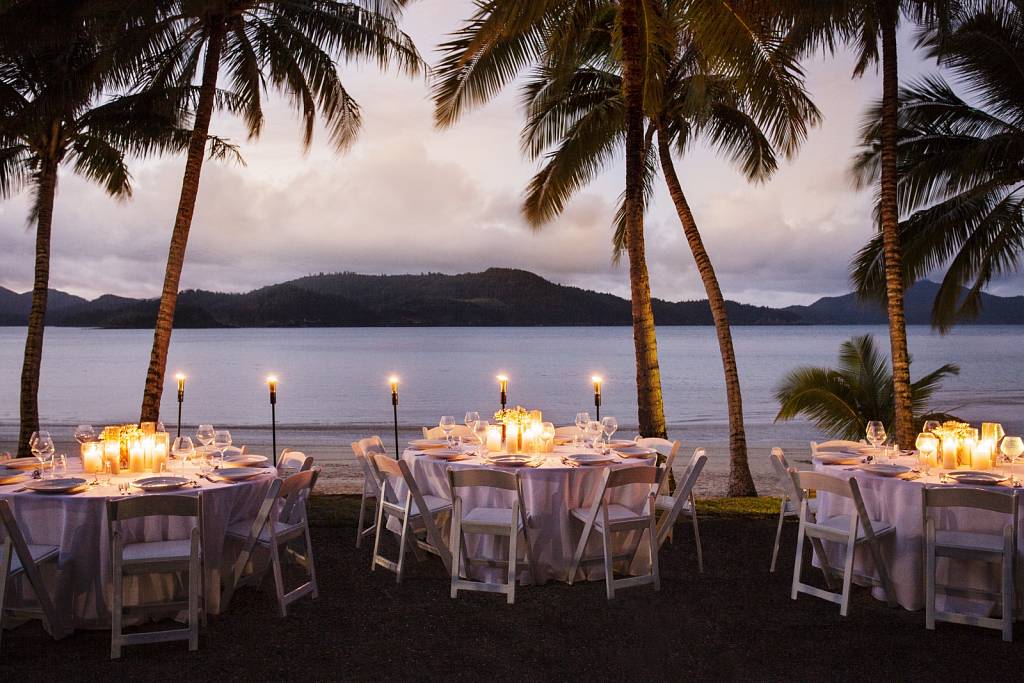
[817,514,893,540]
[412,495,452,517]
[122,539,194,563]
[9,544,59,576]
[227,519,305,544]
[571,504,649,528]
[935,529,1006,554]
[463,506,521,528]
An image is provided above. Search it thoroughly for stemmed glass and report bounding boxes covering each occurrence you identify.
[473,420,489,456]
[541,422,555,452]
[30,431,54,479]
[213,430,232,468]
[439,416,456,446]
[74,424,96,444]
[601,416,618,446]
[574,412,591,448]
[1000,436,1024,486]
[464,412,480,450]
[866,421,887,456]
[172,436,195,475]
[585,421,603,450]
[915,432,937,476]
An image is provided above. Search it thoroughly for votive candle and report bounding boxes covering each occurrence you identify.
[81,442,103,473]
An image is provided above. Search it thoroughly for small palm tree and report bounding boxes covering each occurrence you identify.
[137,0,423,422]
[0,2,187,455]
[851,4,1024,331]
[774,334,960,441]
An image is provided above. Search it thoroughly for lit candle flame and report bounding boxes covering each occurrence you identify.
[592,375,602,394]
[389,375,399,393]
[497,374,508,392]
[266,375,278,390]
[175,373,186,392]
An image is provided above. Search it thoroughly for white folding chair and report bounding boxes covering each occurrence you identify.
[370,454,452,582]
[790,471,897,616]
[655,449,707,554]
[222,469,319,617]
[567,465,660,600]
[351,437,386,548]
[447,468,538,604]
[0,499,66,649]
[277,449,313,476]
[810,439,865,456]
[642,439,702,571]
[769,448,819,573]
[423,425,474,440]
[107,493,203,659]
[923,486,1018,641]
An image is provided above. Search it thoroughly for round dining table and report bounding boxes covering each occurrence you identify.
[812,455,1024,617]
[400,445,657,584]
[0,459,275,630]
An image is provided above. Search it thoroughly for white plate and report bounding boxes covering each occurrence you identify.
[132,476,190,492]
[614,446,656,457]
[0,470,30,485]
[815,454,862,466]
[483,454,542,468]
[567,453,618,466]
[223,454,269,467]
[859,464,911,477]
[427,449,470,461]
[946,471,1008,486]
[408,439,449,450]
[3,457,40,470]
[24,477,88,494]
[211,467,268,482]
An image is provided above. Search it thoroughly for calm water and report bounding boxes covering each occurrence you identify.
[1,325,1021,446]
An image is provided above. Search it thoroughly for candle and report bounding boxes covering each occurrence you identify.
[267,375,278,404]
[962,436,977,468]
[130,440,146,473]
[153,432,169,472]
[505,421,519,454]
[941,437,958,469]
[176,372,186,395]
[103,438,121,474]
[389,375,399,400]
[973,439,994,470]
[486,425,502,452]
[81,442,103,473]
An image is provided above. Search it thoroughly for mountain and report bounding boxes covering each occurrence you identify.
[0,269,1021,328]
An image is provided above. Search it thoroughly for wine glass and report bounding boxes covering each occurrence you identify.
[30,431,54,479]
[473,420,489,456]
[922,420,941,434]
[601,416,618,445]
[574,411,590,447]
[74,424,96,444]
[196,424,215,447]
[541,422,555,452]
[213,430,232,468]
[172,436,195,475]
[439,415,456,446]
[1000,436,1024,486]
[866,421,887,455]
[915,432,938,476]
[585,420,603,450]
[464,411,480,431]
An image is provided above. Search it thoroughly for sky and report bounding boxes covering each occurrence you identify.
[1,1,1019,308]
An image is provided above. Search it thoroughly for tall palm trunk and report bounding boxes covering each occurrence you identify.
[879,2,913,448]
[619,0,667,438]
[140,23,226,422]
[17,158,59,456]
[655,126,756,496]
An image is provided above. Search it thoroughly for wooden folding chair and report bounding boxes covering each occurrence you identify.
[923,486,1018,641]
[790,471,897,616]
[277,450,313,476]
[370,453,452,582]
[351,436,386,548]
[567,465,660,600]
[0,499,66,649]
[447,467,538,604]
[107,493,203,659]
[223,469,319,617]
[647,442,705,571]
[655,449,707,553]
[769,448,819,573]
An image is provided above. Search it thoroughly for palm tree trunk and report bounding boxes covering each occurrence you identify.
[619,0,667,438]
[140,23,226,422]
[879,2,913,448]
[655,126,756,496]
[18,159,59,456]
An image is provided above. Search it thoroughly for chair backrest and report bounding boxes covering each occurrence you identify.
[923,486,1018,515]
[423,425,474,440]
[371,453,430,509]
[448,467,517,492]
[278,450,313,475]
[810,439,865,455]
[793,470,877,537]
[107,493,199,522]
[279,467,319,525]
[607,465,660,489]
[0,498,39,570]
[357,436,387,456]
[352,437,386,489]
[770,448,803,503]
[635,438,679,458]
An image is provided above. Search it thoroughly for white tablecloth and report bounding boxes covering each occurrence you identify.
[812,457,1024,616]
[0,461,274,629]
[400,447,656,584]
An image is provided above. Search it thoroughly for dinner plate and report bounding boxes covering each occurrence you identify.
[483,454,542,468]
[408,439,449,450]
[815,454,862,466]
[614,446,656,457]
[567,453,618,466]
[427,449,470,461]
[859,463,911,477]
[946,470,1008,486]
[222,454,269,467]
[24,477,88,494]
[132,475,190,492]
[0,468,30,485]
[3,457,40,470]
[210,467,267,482]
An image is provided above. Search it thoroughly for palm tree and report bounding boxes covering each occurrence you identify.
[0,1,188,455]
[774,334,959,441]
[783,0,954,450]
[433,0,670,438]
[851,4,1024,330]
[137,0,423,422]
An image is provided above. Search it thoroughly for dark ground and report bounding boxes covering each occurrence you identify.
[2,495,1023,681]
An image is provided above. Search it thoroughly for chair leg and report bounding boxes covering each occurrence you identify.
[269,543,287,618]
[1002,537,1013,642]
[601,524,615,600]
[370,502,386,573]
[0,541,11,650]
[567,516,595,586]
[396,511,411,585]
[770,504,786,573]
[689,494,704,574]
[449,502,462,599]
[189,540,200,651]
[110,563,123,659]
[790,519,807,601]
[650,518,661,592]
[839,534,857,617]
[507,524,519,605]
[925,530,936,631]
[356,491,369,548]
[304,524,319,600]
